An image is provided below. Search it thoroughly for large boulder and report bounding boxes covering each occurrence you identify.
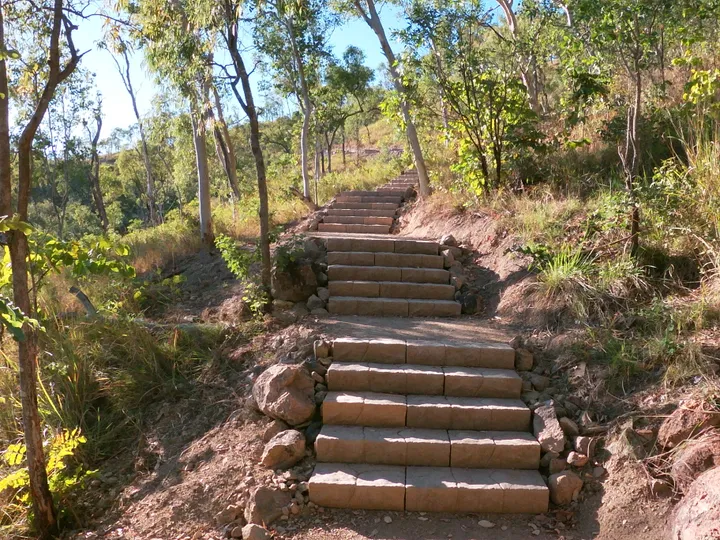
[671,431,720,492]
[253,365,315,426]
[261,430,306,469]
[533,402,566,454]
[548,471,583,506]
[671,467,720,540]
[244,486,291,526]
[271,259,318,302]
[658,401,720,449]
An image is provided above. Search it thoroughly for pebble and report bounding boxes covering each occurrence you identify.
[478,520,495,528]
[383,515,393,524]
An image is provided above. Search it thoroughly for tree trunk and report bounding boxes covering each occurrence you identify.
[190,104,213,248]
[0,0,79,533]
[355,0,430,196]
[224,9,272,294]
[210,84,241,200]
[342,126,346,167]
[88,113,108,232]
[620,52,642,257]
[287,18,313,202]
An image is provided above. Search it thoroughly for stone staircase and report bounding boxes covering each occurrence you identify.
[308,338,550,513]
[307,169,549,514]
[321,170,462,318]
[318,172,418,235]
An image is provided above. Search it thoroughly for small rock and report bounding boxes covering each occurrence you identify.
[383,515,392,524]
[530,374,550,392]
[478,520,495,528]
[515,349,534,371]
[261,430,306,469]
[292,302,309,316]
[440,233,458,247]
[670,431,720,492]
[317,288,330,302]
[575,436,596,458]
[253,365,315,426]
[659,401,720,449]
[242,524,271,540]
[316,272,328,286]
[314,391,327,404]
[567,452,589,467]
[548,471,584,505]
[522,381,533,392]
[306,295,325,311]
[245,486,291,525]
[263,420,290,443]
[441,249,455,269]
[549,458,567,474]
[539,451,559,468]
[314,340,330,358]
[559,417,580,437]
[230,526,244,538]
[533,402,566,454]
[311,371,324,383]
[215,505,242,526]
[592,466,606,478]
[310,308,329,316]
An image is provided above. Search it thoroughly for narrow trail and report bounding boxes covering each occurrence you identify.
[305,172,549,515]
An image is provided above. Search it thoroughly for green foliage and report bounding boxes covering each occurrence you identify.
[215,233,258,281]
[0,295,41,342]
[274,235,305,273]
[0,428,94,525]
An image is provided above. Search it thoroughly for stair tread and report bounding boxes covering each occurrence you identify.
[309,463,548,513]
[327,362,521,397]
[328,265,450,284]
[316,425,540,468]
[328,297,462,317]
[328,281,455,300]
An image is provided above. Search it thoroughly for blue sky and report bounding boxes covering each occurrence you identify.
[72,5,405,140]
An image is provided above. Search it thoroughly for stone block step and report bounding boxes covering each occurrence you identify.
[327,237,438,255]
[336,195,403,204]
[322,391,531,431]
[315,426,540,469]
[326,363,521,398]
[343,189,408,197]
[318,223,391,234]
[328,297,461,317]
[328,281,455,300]
[328,265,450,284]
[328,252,444,269]
[322,216,395,226]
[327,208,398,218]
[332,202,399,210]
[309,464,548,513]
[331,338,515,370]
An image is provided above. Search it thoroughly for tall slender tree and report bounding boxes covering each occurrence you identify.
[0,0,83,535]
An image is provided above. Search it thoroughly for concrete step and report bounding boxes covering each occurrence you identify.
[343,189,409,197]
[328,281,455,300]
[322,391,531,431]
[315,426,540,469]
[328,265,450,284]
[331,338,516,370]
[326,363,522,398]
[327,208,398,218]
[318,223,391,234]
[327,237,438,255]
[328,297,461,317]
[309,463,548,513]
[332,202,399,210]
[327,252,444,269]
[335,194,402,205]
[322,216,395,225]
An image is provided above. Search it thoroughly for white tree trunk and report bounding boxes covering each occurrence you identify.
[191,106,213,247]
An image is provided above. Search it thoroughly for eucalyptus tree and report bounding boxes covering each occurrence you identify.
[338,0,431,196]
[130,0,216,246]
[256,0,334,203]
[103,30,159,225]
[572,0,680,255]
[0,0,84,535]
